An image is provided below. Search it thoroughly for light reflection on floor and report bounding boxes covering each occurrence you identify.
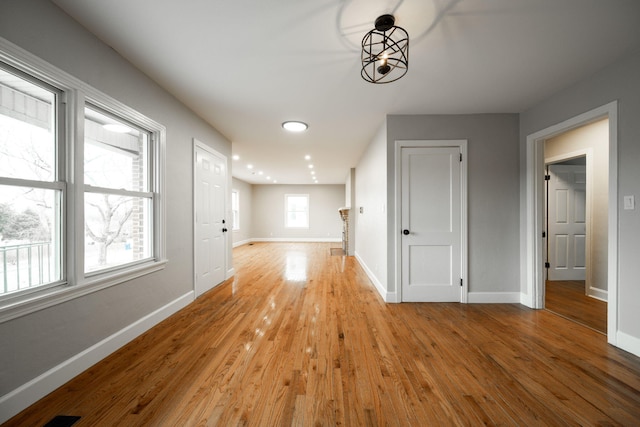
[285,251,307,282]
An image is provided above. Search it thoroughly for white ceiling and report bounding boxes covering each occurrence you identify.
[52,0,640,184]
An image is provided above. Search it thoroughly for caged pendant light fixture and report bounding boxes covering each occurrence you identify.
[361,14,409,83]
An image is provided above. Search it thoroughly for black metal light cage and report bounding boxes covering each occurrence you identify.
[361,15,409,84]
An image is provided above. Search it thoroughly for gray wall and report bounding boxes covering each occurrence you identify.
[252,184,344,240]
[354,123,388,292]
[345,168,356,256]
[386,114,521,296]
[521,47,640,344]
[0,0,231,398]
[231,177,253,246]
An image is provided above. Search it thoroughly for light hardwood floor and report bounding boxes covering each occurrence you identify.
[5,242,640,426]
[545,280,607,333]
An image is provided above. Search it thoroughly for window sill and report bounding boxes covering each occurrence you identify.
[0,259,168,324]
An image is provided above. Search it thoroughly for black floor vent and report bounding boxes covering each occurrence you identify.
[44,415,81,427]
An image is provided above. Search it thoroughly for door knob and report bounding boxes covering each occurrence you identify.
[403,229,410,235]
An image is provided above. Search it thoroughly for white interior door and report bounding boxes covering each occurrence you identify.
[195,143,226,296]
[547,164,586,281]
[401,146,462,302]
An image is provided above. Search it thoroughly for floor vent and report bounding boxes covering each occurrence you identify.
[44,415,81,427]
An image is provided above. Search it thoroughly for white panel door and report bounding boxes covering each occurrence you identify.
[401,147,462,302]
[195,145,226,296]
[547,164,586,281]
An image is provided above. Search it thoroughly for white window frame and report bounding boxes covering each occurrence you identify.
[284,194,309,229]
[231,189,239,231]
[0,37,166,323]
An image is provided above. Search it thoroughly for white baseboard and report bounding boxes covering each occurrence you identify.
[616,330,640,358]
[354,252,397,302]
[587,286,608,302]
[0,291,194,425]
[250,237,341,243]
[232,239,251,248]
[467,292,522,303]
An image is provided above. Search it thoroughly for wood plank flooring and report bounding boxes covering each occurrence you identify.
[5,242,640,426]
[545,280,607,333]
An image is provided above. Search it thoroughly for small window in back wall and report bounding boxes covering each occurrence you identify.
[285,194,309,228]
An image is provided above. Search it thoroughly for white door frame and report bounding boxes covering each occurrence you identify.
[394,140,468,303]
[522,101,618,344]
[193,139,229,296]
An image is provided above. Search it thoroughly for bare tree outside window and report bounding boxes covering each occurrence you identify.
[0,68,61,294]
[83,106,152,272]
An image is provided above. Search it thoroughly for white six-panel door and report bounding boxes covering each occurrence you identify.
[401,146,463,302]
[547,164,586,281]
[194,143,226,297]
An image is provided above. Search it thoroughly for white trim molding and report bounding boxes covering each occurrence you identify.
[354,252,397,302]
[0,36,167,323]
[468,292,521,304]
[394,140,468,303]
[522,101,618,346]
[250,237,341,243]
[617,331,640,358]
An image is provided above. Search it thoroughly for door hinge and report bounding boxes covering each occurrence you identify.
[544,174,551,181]
[542,231,546,238]
[460,278,463,287]
[545,262,550,268]
[459,153,462,162]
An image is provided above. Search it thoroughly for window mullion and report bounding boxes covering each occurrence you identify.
[69,90,85,284]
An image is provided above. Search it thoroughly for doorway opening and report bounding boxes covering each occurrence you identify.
[523,101,617,344]
[543,117,609,333]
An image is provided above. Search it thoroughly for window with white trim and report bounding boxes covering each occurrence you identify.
[83,106,155,273]
[0,45,165,320]
[231,189,239,230]
[0,65,64,296]
[285,194,309,228]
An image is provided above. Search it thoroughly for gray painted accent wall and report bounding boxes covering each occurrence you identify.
[386,114,521,295]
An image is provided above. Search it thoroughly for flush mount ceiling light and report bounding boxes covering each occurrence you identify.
[361,14,409,84]
[282,121,308,132]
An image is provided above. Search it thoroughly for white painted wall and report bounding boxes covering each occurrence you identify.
[521,47,640,355]
[545,119,609,295]
[231,177,253,247]
[251,184,344,241]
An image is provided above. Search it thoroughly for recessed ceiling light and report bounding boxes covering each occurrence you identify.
[273,180,278,183]
[308,164,314,169]
[282,121,308,132]
[232,155,240,161]
[266,176,271,180]
[311,171,315,175]
[304,155,311,160]
[258,171,263,175]
[247,164,253,169]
